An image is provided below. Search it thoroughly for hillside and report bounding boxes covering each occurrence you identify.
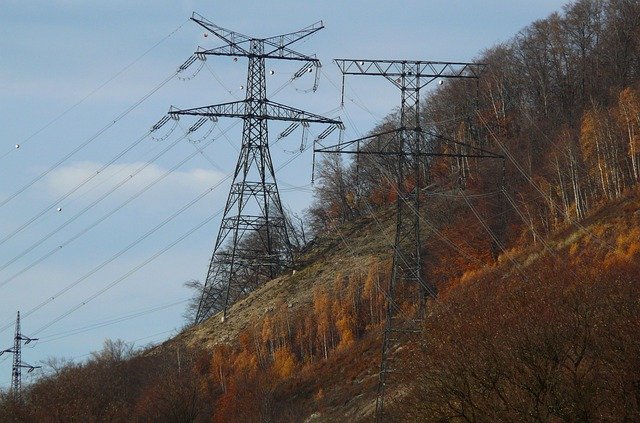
[154,187,640,422]
[3,186,638,421]
[174,209,394,349]
[2,0,640,421]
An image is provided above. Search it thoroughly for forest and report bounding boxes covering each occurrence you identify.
[1,0,640,421]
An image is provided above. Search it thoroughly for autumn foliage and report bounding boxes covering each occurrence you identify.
[2,1,640,421]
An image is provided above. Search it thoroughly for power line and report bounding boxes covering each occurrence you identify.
[27,136,314,337]
[0,19,189,164]
[0,124,206,290]
[0,141,311,381]
[0,67,182,211]
[0,126,155,248]
[0,45,317,336]
[36,298,189,344]
[0,120,197,277]
[0,144,232,335]
[478,112,618,254]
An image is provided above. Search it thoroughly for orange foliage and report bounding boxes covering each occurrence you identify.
[604,226,640,267]
[210,344,232,393]
[204,261,394,419]
[369,188,387,206]
[272,347,296,379]
[387,186,398,203]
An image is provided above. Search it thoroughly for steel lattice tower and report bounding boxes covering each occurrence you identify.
[1,311,40,401]
[11,312,21,395]
[315,59,503,419]
[170,13,341,323]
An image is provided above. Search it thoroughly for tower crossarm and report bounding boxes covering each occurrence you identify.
[169,100,341,125]
[316,127,503,159]
[261,21,324,61]
[194,13,323,63]
[335,59,486,89]
[17,334,38,344]
[191,12,252,56]
[17,362,41,373]
[197,45,320,63]
[335,59,486,78]
[263,21,323,53]
[315,128,401,155]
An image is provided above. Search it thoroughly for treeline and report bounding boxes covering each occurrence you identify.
[398,209,640,421]
[0,261,392,422]
[0,339,207,421]
[2,1,640,421]
[5,196,639,421]
[201,260,390,421]
[310,0,640,245]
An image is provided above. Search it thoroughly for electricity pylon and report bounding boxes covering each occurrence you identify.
[170,13,341,323]
[0,311,40,401]
[315,59,503,419]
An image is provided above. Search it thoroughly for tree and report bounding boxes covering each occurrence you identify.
[182,279,204,324]
[618,86,640,181]
[272,347,296,379]
[90,338,134,363]
[308,155,356,232]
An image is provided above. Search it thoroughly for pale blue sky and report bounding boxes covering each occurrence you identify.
[1,0,570,386]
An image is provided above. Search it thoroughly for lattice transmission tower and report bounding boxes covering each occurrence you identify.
[170,13,341,323]
[315,59,504,419]
[1,311,40,401]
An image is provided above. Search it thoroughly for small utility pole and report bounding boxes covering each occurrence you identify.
[1,311,40,401]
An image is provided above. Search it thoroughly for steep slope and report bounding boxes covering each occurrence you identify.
[176,209,395,350]
[157,208,397,421]
[3,188,638,421]
[4,1,640,417]
[394,192,640,421]
[152,188,640,422]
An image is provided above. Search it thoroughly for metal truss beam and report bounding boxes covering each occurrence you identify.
[335,59,486,90]
[169,100,340,125]
[192,12,322,62]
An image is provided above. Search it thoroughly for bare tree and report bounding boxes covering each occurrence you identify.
[90,338,135,363]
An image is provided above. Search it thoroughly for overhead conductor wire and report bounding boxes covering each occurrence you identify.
[0,19,189,163]
[28,139,317,336]
[0,51,201,211]
[1,60,325,335]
